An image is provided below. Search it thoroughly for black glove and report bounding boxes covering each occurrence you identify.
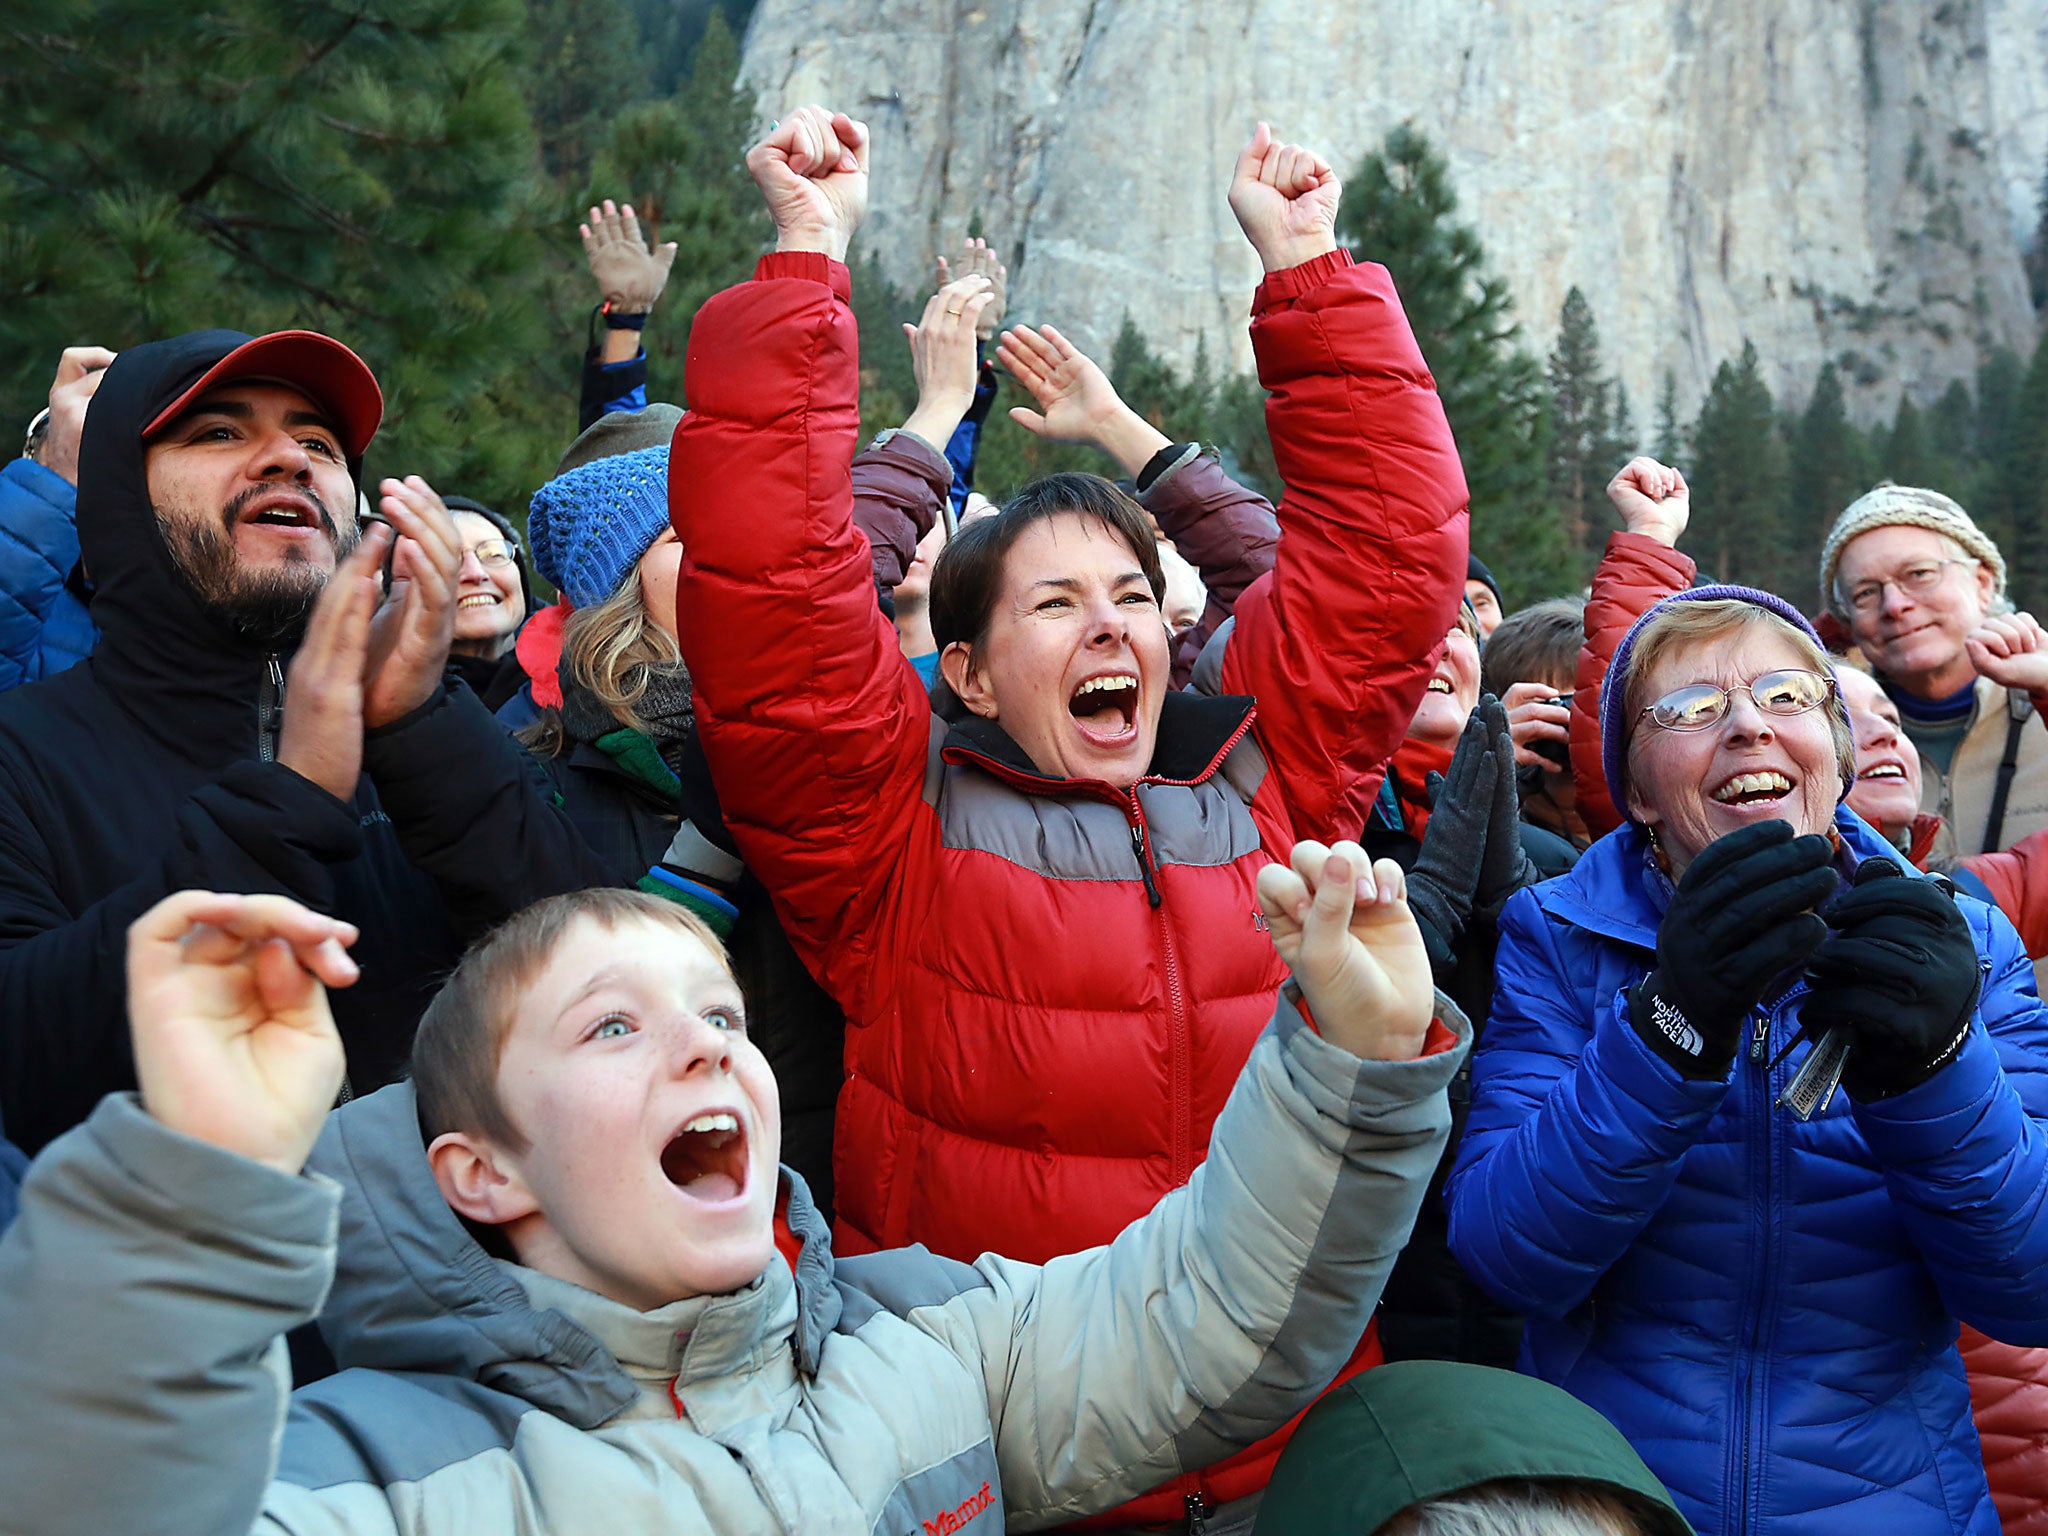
[1473,693,1540,917]
[1629,821,1837,1079]
[1405,708,1495,970]
[1803,860,1982,1101]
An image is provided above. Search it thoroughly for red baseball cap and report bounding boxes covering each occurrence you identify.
[143,330,384,458]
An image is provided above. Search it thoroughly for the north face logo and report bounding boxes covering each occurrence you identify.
[1649,994,1703,1057]
[923,1481,995,1535]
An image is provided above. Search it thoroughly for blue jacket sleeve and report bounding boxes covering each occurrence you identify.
[0,459,87,693]
[1851,901,2048,1344]
[941,357,996,517]
[1445,888,1731,1316]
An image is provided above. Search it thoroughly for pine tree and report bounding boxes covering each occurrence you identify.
[525,0,649,178]
[1547,287,1617,562]
[1885,395,1931,486]
[1785,364,1870,594]
[1338,126,1568,607]
[581,8,769,406]
[1688,341,1792,596]
[1,0,558,508]
[1653,372,1686,467]
[1997,340,2048,612]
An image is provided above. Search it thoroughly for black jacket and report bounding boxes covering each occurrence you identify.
[526,708,845,1217]
[0,331,607,1152]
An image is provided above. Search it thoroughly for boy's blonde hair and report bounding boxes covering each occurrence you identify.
[411,888,733,1153]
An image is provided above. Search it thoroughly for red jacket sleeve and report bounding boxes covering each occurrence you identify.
[1215,251,1469,845]
[1572,531,1695,838]
[670,253,933,1020]
[1961,832,2048,959]
[1139,450,1279,689]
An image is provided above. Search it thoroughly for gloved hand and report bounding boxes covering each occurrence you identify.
[1404,708,1495,970]
[580,199,678,314]
[1629,821,1836,1080]
[1473,693,1540,916]
[1803,860,1982,1100]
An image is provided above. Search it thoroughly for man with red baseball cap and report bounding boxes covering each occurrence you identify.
[0,327,605,1157]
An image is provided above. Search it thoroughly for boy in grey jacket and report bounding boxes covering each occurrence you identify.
[0,835,1465,1536]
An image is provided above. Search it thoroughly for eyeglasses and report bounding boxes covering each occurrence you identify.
[1843,559,1967,613]
[1639,669,1835,732]
[466,540,516,570]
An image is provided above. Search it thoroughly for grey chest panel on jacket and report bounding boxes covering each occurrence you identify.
[933,763,1262,882]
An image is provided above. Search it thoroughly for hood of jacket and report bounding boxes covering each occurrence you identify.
[306,1082,841,1427]
[73,330,363,761]
[1253,1360,1693,1535]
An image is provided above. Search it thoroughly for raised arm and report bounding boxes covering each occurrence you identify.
[1572,458,1693,838]
[900,845,1465,1525]
[671,108,952,1020]
[1211,126,1469,844]
[0,893,357,1536]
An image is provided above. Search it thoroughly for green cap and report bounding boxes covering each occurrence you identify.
[1252,1362,1693,1535]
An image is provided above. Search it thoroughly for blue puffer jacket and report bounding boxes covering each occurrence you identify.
[1447,808,2048,1536]
[0,458,94,693]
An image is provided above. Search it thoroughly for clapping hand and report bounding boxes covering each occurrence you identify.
[1966,611,2048,696]
[128,892,359,1175]
[1228,123,1342,275]
[1606,457,1689,547]
[746,105,869,262]
[1257,841,1434,1061]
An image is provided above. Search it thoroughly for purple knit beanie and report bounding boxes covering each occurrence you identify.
[1599,584,1840,824]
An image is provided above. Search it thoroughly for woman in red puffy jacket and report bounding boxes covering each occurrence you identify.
[667,108,1467,1529]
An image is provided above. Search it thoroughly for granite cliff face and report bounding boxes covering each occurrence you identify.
[740,0,2047,423]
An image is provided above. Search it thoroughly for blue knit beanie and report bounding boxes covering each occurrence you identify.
[1599,584,1842,823]
[527,444,670,607]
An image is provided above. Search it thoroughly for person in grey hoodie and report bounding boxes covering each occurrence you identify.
[0,829,1464,1536]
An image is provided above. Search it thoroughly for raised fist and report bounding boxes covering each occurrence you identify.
[1229,123,1342,275]
[1966,611,2048,696]
[1606,457,1689,547]
[746,105,870,263]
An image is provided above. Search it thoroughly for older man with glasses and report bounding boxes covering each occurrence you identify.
[1822,483,2048,860]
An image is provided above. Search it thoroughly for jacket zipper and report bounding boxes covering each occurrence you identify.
[257,652,283,763]
[1735,988,1799,1534]
[1184,1492,1211,1533]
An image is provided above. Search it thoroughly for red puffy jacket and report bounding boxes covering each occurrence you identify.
[670,249,1466,1522]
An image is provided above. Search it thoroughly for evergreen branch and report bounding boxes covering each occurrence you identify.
[176,14,363,206]
[187,206,386,325]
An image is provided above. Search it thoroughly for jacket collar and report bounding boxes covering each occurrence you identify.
[1535,806,1910,952]
[939,690,1256,798]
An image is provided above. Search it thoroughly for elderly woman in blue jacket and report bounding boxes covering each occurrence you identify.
[1446,583,2048,1536]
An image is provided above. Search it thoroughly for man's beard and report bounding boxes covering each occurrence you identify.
[154,484,360,652]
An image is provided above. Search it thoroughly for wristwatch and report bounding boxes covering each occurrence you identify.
[23,406,50,464]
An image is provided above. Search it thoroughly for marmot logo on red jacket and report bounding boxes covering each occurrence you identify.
[923,1481,995,1534]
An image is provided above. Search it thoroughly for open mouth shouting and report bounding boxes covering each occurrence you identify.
[659,1108,750,1207]
[1425,677,1454,695]
[1068,671,1140,750]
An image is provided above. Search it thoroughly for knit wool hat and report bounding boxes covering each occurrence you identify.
[1817,482,2007,621]
[1599,584,1841,823]
[527,444,670,608]
[1467,552,1504,611]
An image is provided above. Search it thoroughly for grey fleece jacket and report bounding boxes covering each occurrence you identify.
[0,989,1466,1536]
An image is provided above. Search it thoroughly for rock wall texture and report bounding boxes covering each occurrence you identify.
[740,0,2048,424]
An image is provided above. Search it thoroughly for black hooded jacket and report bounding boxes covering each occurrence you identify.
[0,331,607,1152]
